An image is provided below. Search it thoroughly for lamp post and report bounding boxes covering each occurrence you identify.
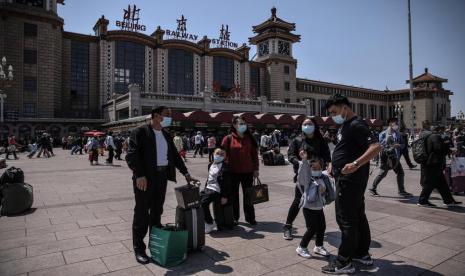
[407,0,415,136]
[0,56,14,123]
[395,102,404,121]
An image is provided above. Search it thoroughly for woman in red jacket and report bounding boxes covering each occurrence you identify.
[221,115,259,225]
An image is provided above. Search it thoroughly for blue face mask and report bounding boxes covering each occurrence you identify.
[302,125,315,135]
[160,116,172,128]
[311,170,322,177]
[332,107,347,125]
[237,124,247,134]
[213,155,224,163]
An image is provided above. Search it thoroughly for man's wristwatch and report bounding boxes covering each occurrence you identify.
[184,173,190,178]
[352,161,359,167]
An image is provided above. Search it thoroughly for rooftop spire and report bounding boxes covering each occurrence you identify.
[271,6,277,18]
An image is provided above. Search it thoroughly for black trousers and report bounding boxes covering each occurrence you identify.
[208,148,215,162]
[371,161,406,193]
[231,172,255,222]
[115,148,122,160]
[335,178,371,260]
[132,170,168,252]
[106,147,114,164]
[5,149,17,159]
[285,186,302,227]
[419,165,454,204]
[401,147,415,167]
[200,188,221,224]
[300,208,326,248]
[194,144,203,157]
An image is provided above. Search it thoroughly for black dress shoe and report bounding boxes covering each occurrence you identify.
[247,220,257,226]
[135,251,150,264]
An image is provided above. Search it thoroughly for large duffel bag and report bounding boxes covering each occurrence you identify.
[213,200,235,231]
[262,151,274,166]
[273,153,286,166]
[174,184,200,209]
[0,167,25,186]
[148,224,188,267]
[0,182,33,216]
[175,206,205,251]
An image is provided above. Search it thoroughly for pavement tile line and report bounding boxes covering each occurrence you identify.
[2,150,465,276]
[36,196,135,210]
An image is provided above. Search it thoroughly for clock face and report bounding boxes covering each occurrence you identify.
[258,42,269,56]
[15,0,44,7]
[278,41,290,56]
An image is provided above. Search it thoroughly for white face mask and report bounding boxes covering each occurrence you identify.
[213,155,224,163]
[392,125,399,131]
[311,170,322,177]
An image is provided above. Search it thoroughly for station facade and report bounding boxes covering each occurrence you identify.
[0,1,452,141]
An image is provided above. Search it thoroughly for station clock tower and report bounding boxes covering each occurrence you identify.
[249,7,300,102]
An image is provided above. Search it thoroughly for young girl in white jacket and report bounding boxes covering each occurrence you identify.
[296,150,336,259]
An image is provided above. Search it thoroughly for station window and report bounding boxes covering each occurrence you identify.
[284,65,289,74]
[23,49,37,64]
[24,23,38,37]
[284,81,290,91]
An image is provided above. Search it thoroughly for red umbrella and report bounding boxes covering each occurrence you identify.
[84,131,106,137]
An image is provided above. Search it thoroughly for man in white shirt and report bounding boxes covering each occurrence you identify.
[105,131,116,164]
[126,106,199,264]
[193,131,204,158]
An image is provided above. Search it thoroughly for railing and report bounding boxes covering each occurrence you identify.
[268,102,306,109]
[141,93,204,102]
[211,98,261,105]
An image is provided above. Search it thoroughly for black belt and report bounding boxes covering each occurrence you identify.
[156,166,168,171]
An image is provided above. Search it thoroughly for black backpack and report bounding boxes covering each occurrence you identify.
[0,167,25,186]
[412,134,431,164]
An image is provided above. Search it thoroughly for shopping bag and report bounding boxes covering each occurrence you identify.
[249,178,269,205]
[451,157,465,178]
[149,224,188,267]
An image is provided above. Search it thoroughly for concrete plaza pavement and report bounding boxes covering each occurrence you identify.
[0,149,464,276]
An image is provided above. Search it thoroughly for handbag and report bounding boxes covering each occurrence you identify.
[149,224,188,267]
[249,178,269,205]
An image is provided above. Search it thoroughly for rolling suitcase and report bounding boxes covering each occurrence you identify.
[175,206,205,251]
[174,184,200,209]
[213,200,235,230]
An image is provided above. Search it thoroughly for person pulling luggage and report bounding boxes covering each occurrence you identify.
[200,148,231,233]
[126,106,198,265]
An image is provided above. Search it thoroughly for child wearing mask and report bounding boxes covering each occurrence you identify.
[200,148,231,233]
[296,151,336,259]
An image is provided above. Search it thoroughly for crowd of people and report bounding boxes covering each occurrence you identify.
[124,97,464,274]
[1,94,464,274]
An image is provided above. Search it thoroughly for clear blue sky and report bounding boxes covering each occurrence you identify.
[58,0,465,116]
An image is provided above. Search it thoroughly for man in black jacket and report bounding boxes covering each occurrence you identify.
[126,106,198,264]
[417,121,461,207]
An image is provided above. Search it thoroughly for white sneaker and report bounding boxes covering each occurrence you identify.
[205,222,217,234]
[313,246,330,256]
[296,246,312,259]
